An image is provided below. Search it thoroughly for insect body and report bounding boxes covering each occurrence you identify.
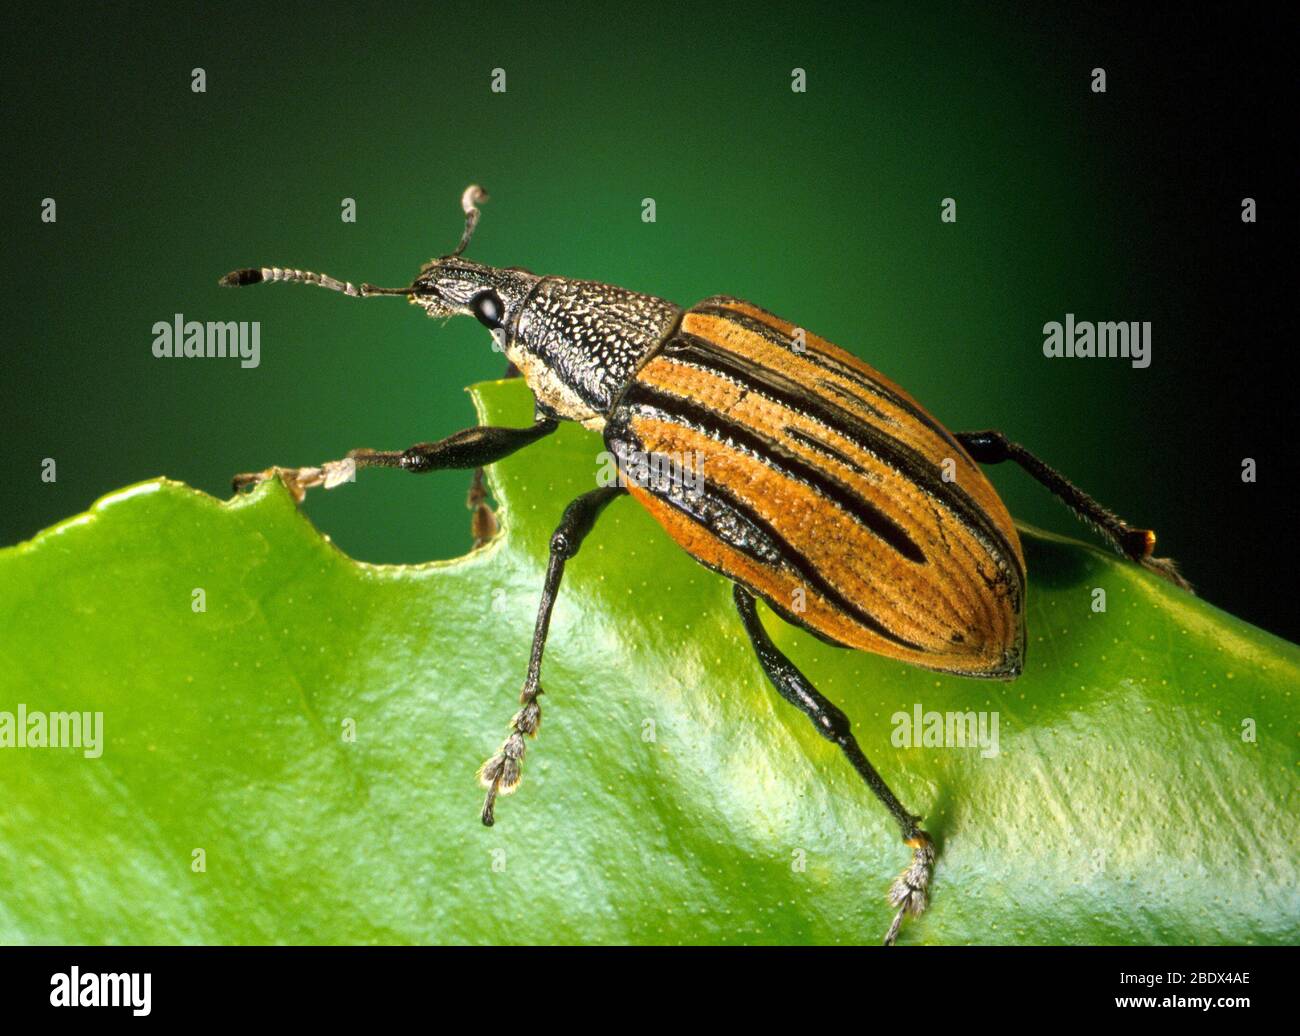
[222,186,1189,944]
[607,300,1027,677]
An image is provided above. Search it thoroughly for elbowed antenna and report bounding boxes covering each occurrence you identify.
[218,182,490,293]
[217,266,412,297]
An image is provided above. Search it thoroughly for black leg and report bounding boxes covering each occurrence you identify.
[477,485,627,826]
[957,429,1191,590]
[733,584,935,946]
[232,418,558,502]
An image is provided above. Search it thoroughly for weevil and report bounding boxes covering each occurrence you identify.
[221,185,1190,944]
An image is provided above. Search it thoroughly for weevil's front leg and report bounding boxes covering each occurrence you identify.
[232,418,559,503]
[733,585,935,946]
[956,429,1192,591]
[477,485,627,826]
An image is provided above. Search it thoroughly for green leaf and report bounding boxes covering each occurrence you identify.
[1,379,1296,945]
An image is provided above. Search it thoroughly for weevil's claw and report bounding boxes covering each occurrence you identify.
[883,830,935,946]
[1140,554,1194,593]
[231,470,268,494]
[230,465,320,503]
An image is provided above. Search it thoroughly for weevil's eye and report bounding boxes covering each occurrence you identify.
[470,290,504,330]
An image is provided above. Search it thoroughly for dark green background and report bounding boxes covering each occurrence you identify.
[3,3,1293,640]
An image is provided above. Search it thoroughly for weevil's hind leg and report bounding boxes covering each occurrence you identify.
[957,430,1193,591]
[478,485,627,826]
[232,417,558,503]
[465,363,526,548]
[732,585,935,945]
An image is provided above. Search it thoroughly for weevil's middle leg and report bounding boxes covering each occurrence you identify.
[956,429,1192,590]
[733,584,935,945]
[477,485,626,826]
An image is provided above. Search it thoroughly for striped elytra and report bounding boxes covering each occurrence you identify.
[604,296,1027,678]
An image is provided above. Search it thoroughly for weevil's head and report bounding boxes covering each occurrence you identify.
[408,256,539,339]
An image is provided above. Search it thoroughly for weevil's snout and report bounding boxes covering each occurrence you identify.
[407,264,458,318]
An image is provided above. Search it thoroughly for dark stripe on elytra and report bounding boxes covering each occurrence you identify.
[621,381,927,565]
[783,426,879,483]
[689,302,968,456]
[816,378,896,425]
[659,334,1023,590]
[608,412,924,652]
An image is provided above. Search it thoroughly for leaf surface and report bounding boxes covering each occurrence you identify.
[0,380,1295,945]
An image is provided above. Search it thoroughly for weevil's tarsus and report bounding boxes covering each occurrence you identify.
[1139,553,1189,586]
[231,459,355,503]
[957,429,1194,592]
[477,687,540,826]
[885,832,936,946]
[449,184,489,258]
[733,584,936,946]
[478,485,626,826]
